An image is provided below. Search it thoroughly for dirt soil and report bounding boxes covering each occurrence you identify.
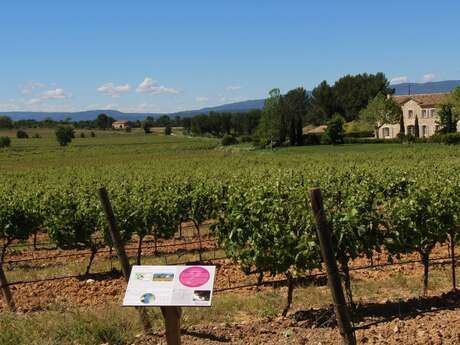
[133,307,460,345]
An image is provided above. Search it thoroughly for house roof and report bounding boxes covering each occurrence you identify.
[112,120,129,124]
[392,93,448,108]
[303,125,327,134]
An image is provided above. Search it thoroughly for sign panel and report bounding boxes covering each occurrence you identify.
[123,265,216,307]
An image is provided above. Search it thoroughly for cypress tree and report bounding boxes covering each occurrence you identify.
[414,115,420,138]
[399,114,405,136]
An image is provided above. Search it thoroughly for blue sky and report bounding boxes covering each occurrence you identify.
[1,1,459,113]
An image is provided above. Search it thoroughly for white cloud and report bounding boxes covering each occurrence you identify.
[226,85,242,91]
[26,98,42,105]
[41,88,69,99]
[20,81,46,95]
[97,83,131,98]
[136,77,179,95]
[421,73,437,83]
[196,96,209,103]
[390,76,409,85]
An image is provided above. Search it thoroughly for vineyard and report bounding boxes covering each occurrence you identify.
[1,131,460,344]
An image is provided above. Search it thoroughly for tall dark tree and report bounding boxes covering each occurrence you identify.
[0,116,13,129]
[437,104,456,134]
[399,114,405,137]
[333,73,391,122]
[283,87,310,145]
[95,114,115,129]
[307,81,336,125]
[414,115,420,138]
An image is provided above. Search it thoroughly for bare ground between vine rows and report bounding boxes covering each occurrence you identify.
[133,307,460,345]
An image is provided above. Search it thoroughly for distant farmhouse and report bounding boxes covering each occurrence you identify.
[112,120,131,129]
[379,93,449,139]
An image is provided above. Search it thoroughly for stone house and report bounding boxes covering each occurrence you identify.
[378,93,448,139]
[112,120,131,129]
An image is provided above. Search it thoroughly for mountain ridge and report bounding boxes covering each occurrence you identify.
[2,80,460,121]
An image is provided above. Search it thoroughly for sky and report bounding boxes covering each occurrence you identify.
[1,0,460,114]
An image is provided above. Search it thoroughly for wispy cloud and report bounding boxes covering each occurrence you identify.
[421,73,437,83]
[136,77,179,95]
[196,96,209,103]
[41,88,69,99]
[390,76,409,85]
[225,85,242,91]
[20,81,46,95]
[97,83,131,98]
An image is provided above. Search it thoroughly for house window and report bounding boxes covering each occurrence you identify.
[422,109,427,118]
[430,109,435,117]
[383,127,390,138]
[422,125,428,137]
[408,110,413,118]
[407,125,415,135]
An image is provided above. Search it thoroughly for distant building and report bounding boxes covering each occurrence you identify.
[378,93,449,138]
[303,125,327,134]
[112,120,131,129]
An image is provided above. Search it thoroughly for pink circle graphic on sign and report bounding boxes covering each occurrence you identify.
[179,266,210,288]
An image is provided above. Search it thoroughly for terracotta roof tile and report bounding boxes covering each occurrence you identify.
[392,93,448,107]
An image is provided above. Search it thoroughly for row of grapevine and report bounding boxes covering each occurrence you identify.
[2,165,460,315]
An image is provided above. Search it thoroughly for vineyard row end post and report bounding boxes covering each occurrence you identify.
[309,188,356,345]
[0,263,16,312]
[98,187,153,334]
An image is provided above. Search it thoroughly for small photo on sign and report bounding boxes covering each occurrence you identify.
[135,273,150,281]
[193,290,211,302]
[152,273,174,282]
[140,293,155,304]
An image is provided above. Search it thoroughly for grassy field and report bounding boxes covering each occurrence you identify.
[2,129,460,344]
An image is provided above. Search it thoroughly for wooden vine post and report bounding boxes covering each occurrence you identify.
[309,188,356,345]
[0,263,16,312]
[98,187,182,345]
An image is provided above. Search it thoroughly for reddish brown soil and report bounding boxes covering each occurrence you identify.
[133,308,460,345]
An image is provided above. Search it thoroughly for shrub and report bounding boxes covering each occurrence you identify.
[344,130,374,138]
[430,133,460,145]
[323,114,345,145]
[221,134,238,146]
[55,125,75,147]
[32,133,41,138]
[406,134,417,143]
[125,127,132,133]
[80,132,86,138]
[16,130,29,139]
[302,133,322,145]
[90,131,96,138]
[0,136,11,148]
[239,135,253,143]
[344,137,401,144]
[164,126,172,135]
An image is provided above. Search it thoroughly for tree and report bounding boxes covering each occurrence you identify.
[0,137,11,148]
[414,115,420,138]
[55,125,75,146]
[437,104,456,134]
[164,125,172,135]
[399,113,405,138]
[95,114,115,130]
[333,73,392,122]
[255,88,284,147]
[323,114,345,144]
[142,116,155,134]
[359,93,402,138]
[16,130,29,139]
[307,81,336,125]
[0,116,13,129]
[284,87,310,146]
